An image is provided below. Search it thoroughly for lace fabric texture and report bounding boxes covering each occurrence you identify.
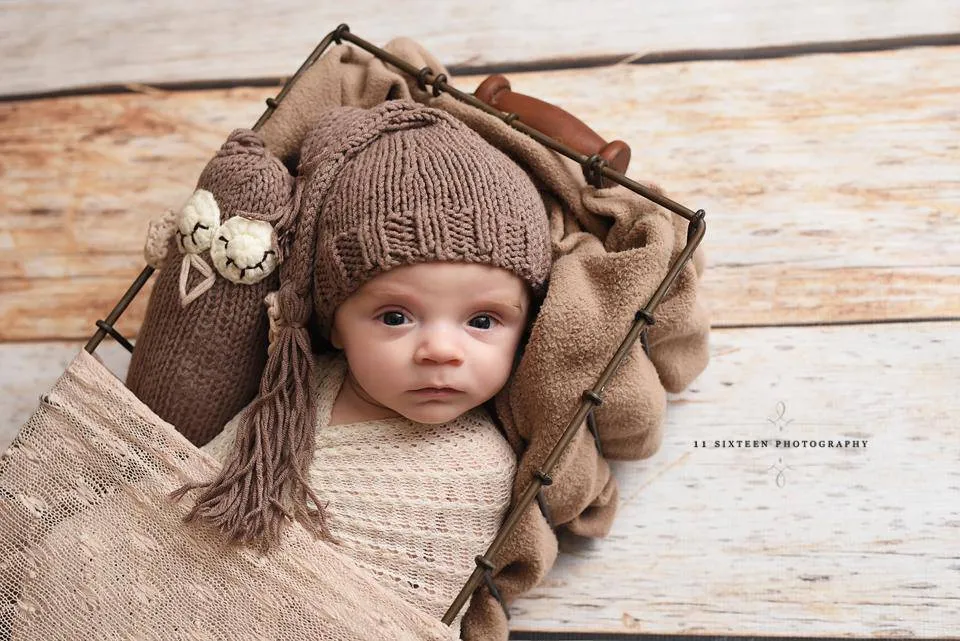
[0,350,457,641]
[203,352,518,638]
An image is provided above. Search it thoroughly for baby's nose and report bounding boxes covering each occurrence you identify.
[414,326,464,364]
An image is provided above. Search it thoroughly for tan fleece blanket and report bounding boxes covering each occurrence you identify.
[255,36,710,640]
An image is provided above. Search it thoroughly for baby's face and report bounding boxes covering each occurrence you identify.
[330,262,531,425]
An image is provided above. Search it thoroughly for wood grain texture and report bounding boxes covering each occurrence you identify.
[2,322,957,636]
[514,321,960,637]
[2,46,958,340]
[0,341,131,446]
[2,1,958,96]
[0,89,264,341]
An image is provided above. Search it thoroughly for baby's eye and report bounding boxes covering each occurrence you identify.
[468,314,497,330]
[380,311,408,326]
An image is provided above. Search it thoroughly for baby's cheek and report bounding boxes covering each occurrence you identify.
[476,353,515,400]
[352,352,401,395]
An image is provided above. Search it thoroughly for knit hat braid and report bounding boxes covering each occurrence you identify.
[178,101,550,547]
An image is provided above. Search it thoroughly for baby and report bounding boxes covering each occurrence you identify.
[196,100,551,635]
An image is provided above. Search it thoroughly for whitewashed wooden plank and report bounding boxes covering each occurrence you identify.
[2,0,958,96]
[510,321,960,637]
[2,323,957,636]
[516,47,960,328]
[1,340,131,450]
[2,46,958,339]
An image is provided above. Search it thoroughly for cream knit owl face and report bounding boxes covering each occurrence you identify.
[173,188,279,306]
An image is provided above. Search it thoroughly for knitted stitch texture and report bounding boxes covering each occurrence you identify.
[202,351,517,638]
[304,101,551,339]
[126,129,297,446]
[1,351,458,641]
[182,101,551,548]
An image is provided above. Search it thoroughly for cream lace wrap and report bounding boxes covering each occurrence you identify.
[203,352,518,637]
[0,351,459,640]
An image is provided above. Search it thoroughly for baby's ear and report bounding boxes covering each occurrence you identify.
[306,315,334,354]
[329,324,343,350]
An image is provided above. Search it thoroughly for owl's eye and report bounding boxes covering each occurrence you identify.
[210,216,279,285]
[175,189,220,254]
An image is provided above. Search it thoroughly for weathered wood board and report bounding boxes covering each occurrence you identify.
[3,4,959,636]
[3,1,958,96]
[1,340,131,442]
[2,46,958,341]
[3,323,957,637]
[514,321,960,637]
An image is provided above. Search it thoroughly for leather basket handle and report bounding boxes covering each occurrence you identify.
[474,74,631,188]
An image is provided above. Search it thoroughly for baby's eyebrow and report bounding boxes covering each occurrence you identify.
[476,297,525,313]
[360,285,416,300]
[472,296,524,314]
[362,287,524,312]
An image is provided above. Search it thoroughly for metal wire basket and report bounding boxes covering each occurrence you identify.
[82,23,707,627]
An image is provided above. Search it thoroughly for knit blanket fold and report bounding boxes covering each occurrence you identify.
[202,351,518,639]
[0,351,456,641]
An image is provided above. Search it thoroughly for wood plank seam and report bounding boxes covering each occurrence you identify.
[714,315,960,330]
[4,32,960,103]
[4,46,958,338]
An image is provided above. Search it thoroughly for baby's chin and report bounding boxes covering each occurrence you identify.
[394,403,477,426]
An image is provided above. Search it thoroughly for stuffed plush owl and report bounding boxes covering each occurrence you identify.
[126,129,295,446]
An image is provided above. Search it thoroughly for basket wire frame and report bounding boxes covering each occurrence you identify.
[82,24,707,628]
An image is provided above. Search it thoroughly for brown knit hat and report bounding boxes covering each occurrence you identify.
[178,100,550,546]
[308,102,551,338]
[127,130,297,446]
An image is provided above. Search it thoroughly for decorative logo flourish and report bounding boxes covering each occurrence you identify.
[767,456,793,488]
[768,402,793,487]
[767,401,793,432]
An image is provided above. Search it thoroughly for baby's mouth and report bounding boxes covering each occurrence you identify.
[412,387,463,396]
